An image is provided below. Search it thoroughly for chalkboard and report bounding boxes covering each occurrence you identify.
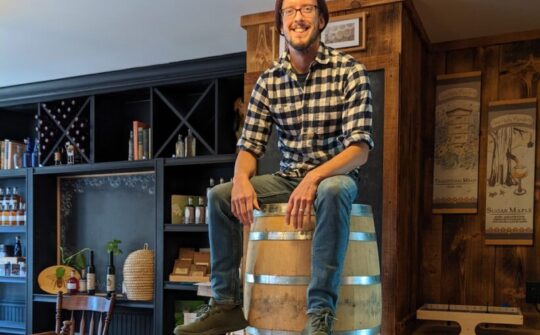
[256,70,384,244]
[58,172,155,293]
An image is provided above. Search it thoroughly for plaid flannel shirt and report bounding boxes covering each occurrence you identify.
[237,42,373,178]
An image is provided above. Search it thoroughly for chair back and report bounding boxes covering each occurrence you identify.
[55,292,116,335]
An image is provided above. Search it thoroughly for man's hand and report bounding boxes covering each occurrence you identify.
[286,173,321,229]
[231,176,260,225]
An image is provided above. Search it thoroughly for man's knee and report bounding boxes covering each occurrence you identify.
[316,175,357,202]
[208,182,232,206]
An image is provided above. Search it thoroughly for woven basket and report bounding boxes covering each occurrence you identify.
[123,243,154,301]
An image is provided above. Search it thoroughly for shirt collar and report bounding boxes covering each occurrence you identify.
[276,41,331,72]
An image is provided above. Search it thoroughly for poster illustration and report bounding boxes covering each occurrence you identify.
[433,72,481,213]
[485,99,537,245]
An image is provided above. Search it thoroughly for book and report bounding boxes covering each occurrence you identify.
[142,128,149,160]
[132,120,149,160]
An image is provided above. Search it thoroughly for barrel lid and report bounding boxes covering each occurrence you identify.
[254,203,372,217]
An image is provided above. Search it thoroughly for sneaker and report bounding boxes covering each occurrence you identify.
[301,308,336,335]
[173,300,248,335]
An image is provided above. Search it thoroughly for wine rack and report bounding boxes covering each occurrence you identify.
[36,97,92,166]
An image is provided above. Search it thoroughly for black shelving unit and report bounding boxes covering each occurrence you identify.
[0,169,28,334]
[32,294,154,309]
[0,52,245,335]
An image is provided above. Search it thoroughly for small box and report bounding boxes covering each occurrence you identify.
[174,259,192,275]
[194,252,210,267]
[179,248,195,262]
[191,264,208,277]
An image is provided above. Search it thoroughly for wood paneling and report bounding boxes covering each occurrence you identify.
[245,23,277,73]
[422,34,540,333]
[396,9,425,334]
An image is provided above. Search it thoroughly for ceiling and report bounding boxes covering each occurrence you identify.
[1,0,539,88]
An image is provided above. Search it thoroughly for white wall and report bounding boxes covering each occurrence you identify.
[0,0,274,87]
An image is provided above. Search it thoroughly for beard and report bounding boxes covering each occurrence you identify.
[285,28,320,53]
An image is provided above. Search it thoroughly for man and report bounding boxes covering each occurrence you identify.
[174,0,373,334]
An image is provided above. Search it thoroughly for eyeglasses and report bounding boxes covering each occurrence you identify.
[281,5,318,18]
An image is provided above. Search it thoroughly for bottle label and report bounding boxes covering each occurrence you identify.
[67,282,77,290]
[87,273,96,290]
[79,279,87,292]
[107,274,115,291]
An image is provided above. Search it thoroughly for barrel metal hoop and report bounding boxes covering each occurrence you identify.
[249,231,375,241]
[249,231,313,240]
[341,275,381,285]
[254,204,372,217]
[246,325,381,335]
[245,274,380,286]
[349,232,376,241]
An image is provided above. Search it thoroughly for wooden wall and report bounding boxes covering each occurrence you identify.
[398,6,427,334]
[421,36,540,330]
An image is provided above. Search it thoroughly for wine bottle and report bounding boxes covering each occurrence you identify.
[128,130,134,161]
[184,197,195,224]
[175,134,184,158]
[66,269,79,295]
[106,251,115,297]
[79,269,87,294]
[14,236,22,257]
[195,196,206,224]
[86,250,96,295]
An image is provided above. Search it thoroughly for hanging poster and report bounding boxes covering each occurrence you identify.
[485,98,537,245]
[433,72,481,213]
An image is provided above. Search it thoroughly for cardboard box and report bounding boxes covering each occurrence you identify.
[191,264,208,277]
[194,252,210,266]
[174,259,192,275]
[179,248,195,262]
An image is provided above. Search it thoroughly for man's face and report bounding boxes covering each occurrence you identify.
[281,0,324,52]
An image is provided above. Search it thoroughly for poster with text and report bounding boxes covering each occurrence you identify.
[485,99,536,245]
[433,72,481,213]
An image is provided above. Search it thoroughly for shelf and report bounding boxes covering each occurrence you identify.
[31,154,236,175]
[0,169,27,179]
[0,277,25,284]
[163,281,199,291]
[33,293,155,309]
[0,320,25,334]
[33,159,155,175]
[164,224,208,233]
[0,226,25,233]
[164,154,236,167]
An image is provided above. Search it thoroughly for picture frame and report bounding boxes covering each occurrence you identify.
[322,12,367,51]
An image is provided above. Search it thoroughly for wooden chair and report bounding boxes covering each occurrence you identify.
[33,292,116,335]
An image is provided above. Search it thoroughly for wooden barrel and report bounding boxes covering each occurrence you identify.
[244,204,381,334]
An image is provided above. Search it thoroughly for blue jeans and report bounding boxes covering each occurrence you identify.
[207,174,358,313]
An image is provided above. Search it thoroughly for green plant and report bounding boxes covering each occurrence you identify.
[106,239,123,256]
[59,246,89,272]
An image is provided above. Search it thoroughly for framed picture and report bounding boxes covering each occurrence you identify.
[321,12,366,51]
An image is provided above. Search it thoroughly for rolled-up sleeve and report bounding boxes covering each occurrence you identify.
[236,75,273,158]
[340,63,374,150]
